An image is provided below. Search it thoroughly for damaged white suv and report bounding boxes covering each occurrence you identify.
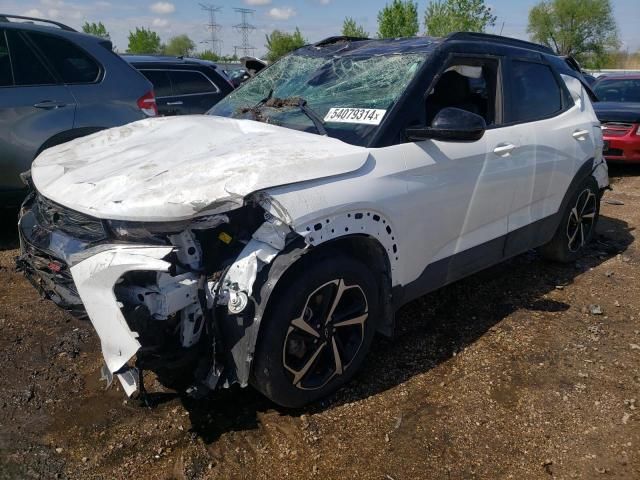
[18,33,608,408]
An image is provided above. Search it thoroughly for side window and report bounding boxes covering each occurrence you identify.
[140,70,172,97]
[509,60,562,123]
[0,30,12,86]
[169,70,218,96]
[6,31,56,86]
[426,58,500,126]
[27,32,100,84]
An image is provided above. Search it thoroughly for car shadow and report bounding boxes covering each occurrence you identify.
[0,208,19,251]
[607,162,640,180]
[179,213,635,444]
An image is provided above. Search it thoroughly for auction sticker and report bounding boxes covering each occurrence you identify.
[324,108,387,125]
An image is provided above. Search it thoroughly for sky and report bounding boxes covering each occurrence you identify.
[1,0,639,56]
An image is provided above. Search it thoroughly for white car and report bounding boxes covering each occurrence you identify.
[18,33,608,408]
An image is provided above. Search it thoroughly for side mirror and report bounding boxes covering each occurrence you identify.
[406,107,486,142]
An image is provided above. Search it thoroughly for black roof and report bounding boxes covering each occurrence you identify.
[300,32,555,58]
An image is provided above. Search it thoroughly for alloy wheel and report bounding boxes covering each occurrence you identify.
[282,279,369,390]
[566,188,597,253]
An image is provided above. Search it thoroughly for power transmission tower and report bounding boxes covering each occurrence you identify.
[199,3,222,56]
[233,7,256,58]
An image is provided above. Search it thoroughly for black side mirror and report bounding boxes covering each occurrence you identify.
[406,107,487,142]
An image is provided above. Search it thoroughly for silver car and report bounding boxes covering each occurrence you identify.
[0,14,156,206]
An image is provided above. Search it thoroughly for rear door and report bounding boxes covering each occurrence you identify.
[503,58,580,234]
[0,29,75,193]
[168,69,222,114]
[25,31,104,129]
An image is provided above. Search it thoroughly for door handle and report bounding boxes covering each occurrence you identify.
[572,129,590,140]
[33,101,67,109]
[166,101,183,106]
[493,143,516,156]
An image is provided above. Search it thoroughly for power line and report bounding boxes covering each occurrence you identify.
[233,7,256,58]
[199,3,222,56]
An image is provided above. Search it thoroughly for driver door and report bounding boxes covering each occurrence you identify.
[398,55,518,289]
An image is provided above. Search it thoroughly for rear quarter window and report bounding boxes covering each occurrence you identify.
[27,32,101,84]
[139,69,172,97]
[169,70,218,95]
[509,60,562,123]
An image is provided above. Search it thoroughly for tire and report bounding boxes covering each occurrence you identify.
[251,253,380,408]
[539,176,600,263]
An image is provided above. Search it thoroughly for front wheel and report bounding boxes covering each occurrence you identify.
[251,254,379,408]
[540,176,600,263]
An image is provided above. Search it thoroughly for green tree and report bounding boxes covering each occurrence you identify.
[82,21,110,39]
[527,0,619,68]
[198,50,220,61]
[127,27,162,55]
[424,0,496,37]
[265,28,306,62]
[163,34,195,57]
[377,0,419,39]
[342,17,369,38]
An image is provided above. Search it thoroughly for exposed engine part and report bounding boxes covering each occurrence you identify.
[228,290,249,314]
[116,272,200,320]
[218,215,294,313]
[169,229,202,270]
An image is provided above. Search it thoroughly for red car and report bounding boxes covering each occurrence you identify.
[593,74,640,163]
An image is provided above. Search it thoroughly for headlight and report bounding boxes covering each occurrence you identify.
[106,219,191,242]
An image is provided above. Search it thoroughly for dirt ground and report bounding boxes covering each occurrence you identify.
[1,166,639,480]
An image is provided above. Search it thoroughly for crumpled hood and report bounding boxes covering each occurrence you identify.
[32,115,368,221]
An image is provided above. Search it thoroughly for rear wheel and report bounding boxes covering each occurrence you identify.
[540,176,600,263]
[251,254,379,408]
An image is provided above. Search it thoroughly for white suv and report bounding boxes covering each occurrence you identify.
[18,33,608,408]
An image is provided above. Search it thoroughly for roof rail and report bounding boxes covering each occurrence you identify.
[446,32,555,55]
[313,36,369,47]
[0,14,76,32]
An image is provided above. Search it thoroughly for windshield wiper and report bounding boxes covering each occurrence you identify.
[293,98,327,136]
[253,95,327,136]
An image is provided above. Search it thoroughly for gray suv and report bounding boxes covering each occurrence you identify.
[0,14,157,206]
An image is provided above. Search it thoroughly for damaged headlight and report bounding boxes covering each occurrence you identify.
[107,219,192,243]
[107,215,230,243]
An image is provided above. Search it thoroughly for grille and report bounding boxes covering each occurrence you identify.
[602,122,634,137]
[605,148,624,157]
[35,193,107,241]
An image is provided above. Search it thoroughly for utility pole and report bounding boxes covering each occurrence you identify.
[199,3,222,56]
[233,7,256,58]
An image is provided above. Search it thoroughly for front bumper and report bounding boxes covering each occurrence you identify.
[17,194,195,393]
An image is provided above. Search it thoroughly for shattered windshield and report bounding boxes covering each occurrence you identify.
[209,52,426,146]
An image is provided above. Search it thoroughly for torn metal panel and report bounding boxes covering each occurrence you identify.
[30,116,369,222]
[69,245,173,373]
[222,239,279,300]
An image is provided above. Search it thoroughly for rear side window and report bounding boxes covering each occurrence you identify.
[0,30,12,86]
[6,31,56,86]
[509,60,562,123]
[169,70,218,95]
[140,70,172,97]
[27,32,100,84]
